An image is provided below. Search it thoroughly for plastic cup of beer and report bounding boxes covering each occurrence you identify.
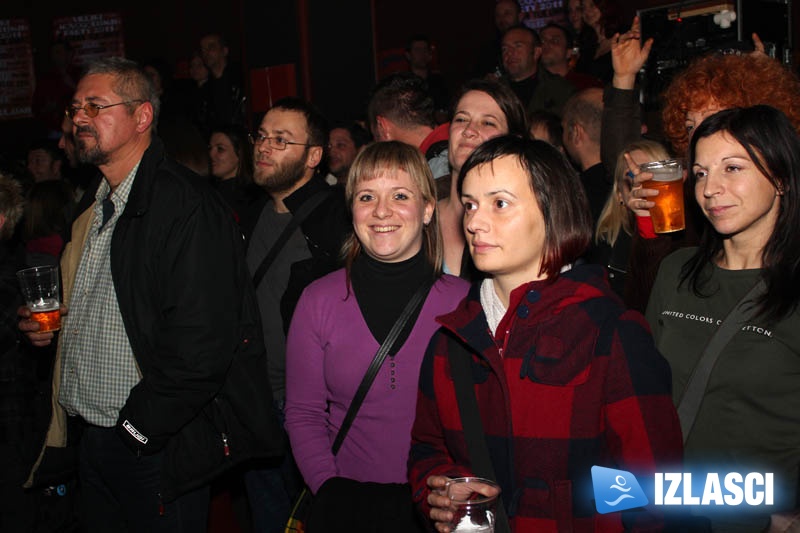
[641,159,685,233]
[445,477,500,532]
[17,265,61,332]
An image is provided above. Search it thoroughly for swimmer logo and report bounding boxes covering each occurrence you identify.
[591,466,649,514]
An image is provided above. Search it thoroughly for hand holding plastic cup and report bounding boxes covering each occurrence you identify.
[640,159,685,233]
[445,477,500,532]
[17,265,61,332]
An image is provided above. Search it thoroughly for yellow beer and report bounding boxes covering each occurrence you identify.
[641,160,685,233]
[17,265,62,332]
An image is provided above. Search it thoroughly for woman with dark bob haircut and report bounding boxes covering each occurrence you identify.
[438,78,528,279]
[450,78,528,139]
[647,105,800,531]
[409,135,682,531]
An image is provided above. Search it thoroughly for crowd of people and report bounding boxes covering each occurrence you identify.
[2,1,800,532]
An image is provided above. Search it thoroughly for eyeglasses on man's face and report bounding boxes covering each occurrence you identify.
[65,100,145,119]
[248,133,316,150]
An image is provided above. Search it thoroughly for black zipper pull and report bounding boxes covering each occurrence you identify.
[222,432,230,457]
[158,492,164,516]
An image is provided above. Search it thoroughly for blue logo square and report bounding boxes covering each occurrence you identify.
[591,465,649,514]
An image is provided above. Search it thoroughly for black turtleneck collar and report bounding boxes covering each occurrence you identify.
[351,247,433,352]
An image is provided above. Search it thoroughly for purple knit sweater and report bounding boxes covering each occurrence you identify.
[284,268,469,493]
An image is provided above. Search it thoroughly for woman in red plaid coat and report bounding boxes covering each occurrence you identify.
[408,136,682,532]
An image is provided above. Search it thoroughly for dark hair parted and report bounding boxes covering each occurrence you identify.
[342,141,442,278]
[367,72,436,131]
[84,57,160,128]
[682,105,800,323]
[271,97,329,149]
[451,78,529,137]
[458,135,592,279]
[209,123,254,183]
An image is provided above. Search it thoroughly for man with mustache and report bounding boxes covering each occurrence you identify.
[19,57,282,532]
[242,97,349,532]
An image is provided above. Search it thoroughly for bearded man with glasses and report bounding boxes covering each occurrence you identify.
[241,97,350,532]
[18,57,283,532]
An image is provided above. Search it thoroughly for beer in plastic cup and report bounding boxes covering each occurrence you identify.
[641,159,685,233]
[17,265,61,332]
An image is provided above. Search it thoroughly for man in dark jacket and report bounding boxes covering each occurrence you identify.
[199,33,246,130]
[501,25,576,117]
[243,97,351,532]
[19,57,282,533]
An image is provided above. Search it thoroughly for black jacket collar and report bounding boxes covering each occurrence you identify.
[283,174,334,215]
[76,136,170,221]
[123,136,169,218]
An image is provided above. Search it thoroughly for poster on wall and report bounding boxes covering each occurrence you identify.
[0,18,35,121]
[53,13,125,68]
[521,0,568,30]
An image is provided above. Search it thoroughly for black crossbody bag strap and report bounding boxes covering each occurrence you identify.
[447,335,512,533]
[252,188,332,289]
[331,281,432,455]
[677,279,767,442]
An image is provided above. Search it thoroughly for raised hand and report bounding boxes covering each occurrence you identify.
[611,16,654,90]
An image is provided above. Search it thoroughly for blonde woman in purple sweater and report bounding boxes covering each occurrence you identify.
[284,141,469,532]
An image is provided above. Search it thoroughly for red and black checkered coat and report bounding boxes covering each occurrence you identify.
[409,265,682,532]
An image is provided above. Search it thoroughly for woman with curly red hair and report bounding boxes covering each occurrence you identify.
[661,53,800,155]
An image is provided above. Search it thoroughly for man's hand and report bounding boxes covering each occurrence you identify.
[18,304,66,347]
